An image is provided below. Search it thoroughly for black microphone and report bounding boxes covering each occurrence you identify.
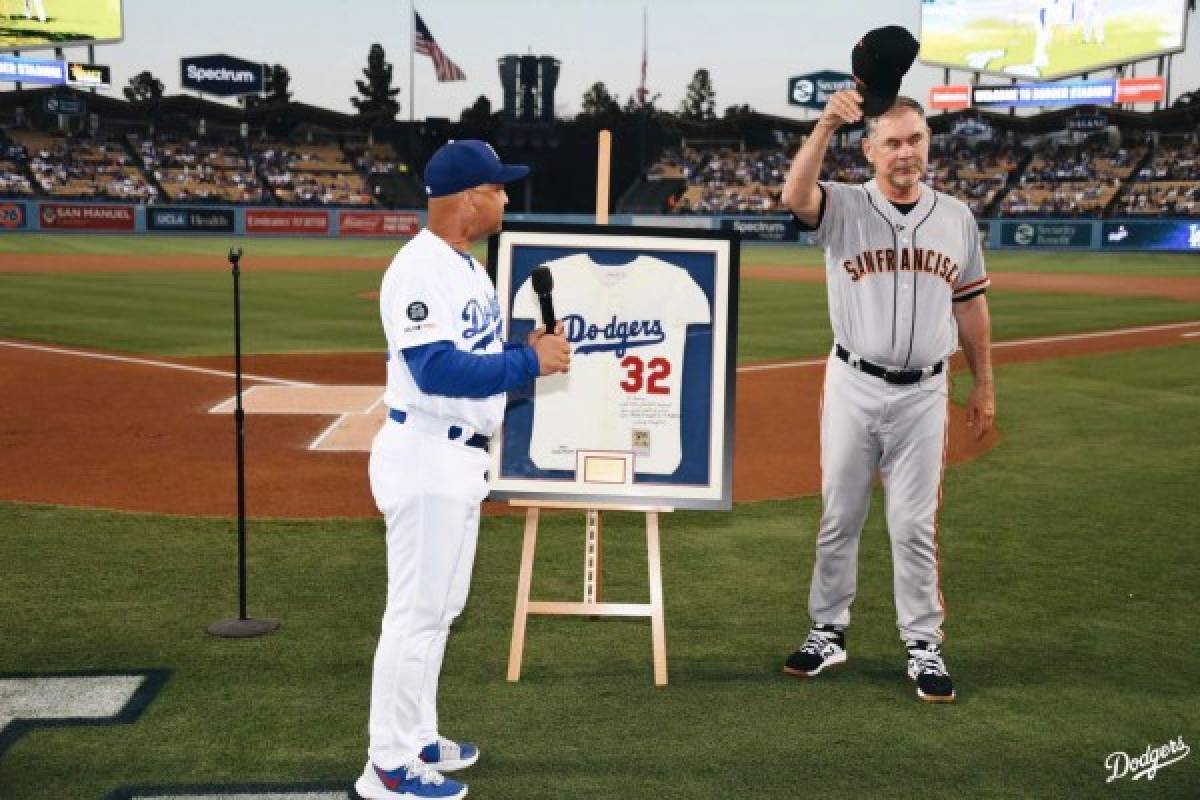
[530,266,556,332]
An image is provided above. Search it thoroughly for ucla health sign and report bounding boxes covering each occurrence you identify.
[180,54,264,96]
[0,56,67,86]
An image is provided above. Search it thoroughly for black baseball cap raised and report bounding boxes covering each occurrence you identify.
[852,26,920,117]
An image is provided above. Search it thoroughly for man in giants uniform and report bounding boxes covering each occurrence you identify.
[780,92,995,703]
[356,140,570,800]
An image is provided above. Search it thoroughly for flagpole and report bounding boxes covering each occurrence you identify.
[409,0,415,122]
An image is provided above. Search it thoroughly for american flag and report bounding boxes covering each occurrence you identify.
[414,11,466,82]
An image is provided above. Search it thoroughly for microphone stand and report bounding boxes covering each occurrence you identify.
[208,248,280,638]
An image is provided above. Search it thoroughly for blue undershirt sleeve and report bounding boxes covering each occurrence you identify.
[402,340,540,398]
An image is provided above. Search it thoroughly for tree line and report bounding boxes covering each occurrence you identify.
[123,45,748,124]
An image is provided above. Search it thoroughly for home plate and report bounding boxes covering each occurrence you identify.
[210,386,384,415]
[310,404,388,452]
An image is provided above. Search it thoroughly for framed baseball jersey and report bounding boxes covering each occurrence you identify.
[487,222,739,511]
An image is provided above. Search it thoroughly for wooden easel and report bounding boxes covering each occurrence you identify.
[505,130,671,686]
[505,500,672,686]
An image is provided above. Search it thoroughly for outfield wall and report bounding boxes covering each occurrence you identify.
[1,199,1198,252]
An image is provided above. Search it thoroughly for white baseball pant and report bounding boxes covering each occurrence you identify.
[808,353,949,643]
[366,415,489,770]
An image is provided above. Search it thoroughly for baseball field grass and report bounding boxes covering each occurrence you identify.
[2,240,1199,359]
[1,235,1198,798]
[1,343,1198,798]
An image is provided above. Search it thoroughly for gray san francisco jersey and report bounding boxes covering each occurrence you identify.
[807,178,988,368]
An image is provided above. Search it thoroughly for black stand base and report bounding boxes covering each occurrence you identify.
[207,617,280,638]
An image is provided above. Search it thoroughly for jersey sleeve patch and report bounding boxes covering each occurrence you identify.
[407,301,429,322]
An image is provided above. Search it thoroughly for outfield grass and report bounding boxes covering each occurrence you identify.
[4,267,1195,357]
[1,269,1196,360]
[1,344,1197,798]
[4,235,1200,277]
[0,270,386,356]
[0,234,402,259]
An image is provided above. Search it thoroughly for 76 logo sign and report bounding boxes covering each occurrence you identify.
[619,355,672,394]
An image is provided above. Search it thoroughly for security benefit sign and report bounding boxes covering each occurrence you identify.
[788,71,855,109]
[489,223,739,511]
[180,54,264,96]
[1000,221,1091,248]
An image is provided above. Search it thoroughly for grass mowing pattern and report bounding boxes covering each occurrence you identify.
[2,269,1197,360]
[3,235,1200,276]
[0,234,403,259]
[0,346,1197,798]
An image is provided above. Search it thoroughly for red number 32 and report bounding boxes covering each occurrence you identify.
[620,356,671,394]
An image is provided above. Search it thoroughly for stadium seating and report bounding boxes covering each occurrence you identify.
[995,142,1143,217]
[131,132,263,204]
[8,128,158,202]
[254,141,374,206]
[1116,136,1200,217]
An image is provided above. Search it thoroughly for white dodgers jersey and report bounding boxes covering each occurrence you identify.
[513,254,710,475]
[380,228,506,435]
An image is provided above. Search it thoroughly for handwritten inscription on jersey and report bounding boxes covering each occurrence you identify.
[563,313,666,357]
[842,247,960,285]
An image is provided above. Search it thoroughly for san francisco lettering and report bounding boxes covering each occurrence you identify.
[842,247,960,286]
[564,314,665,357]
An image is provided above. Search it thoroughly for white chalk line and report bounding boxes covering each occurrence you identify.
[0,340,316,388]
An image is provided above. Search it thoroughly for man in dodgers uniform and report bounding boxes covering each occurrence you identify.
[779,80,995,702]
[512,254,710,475]
[356,140,570,800]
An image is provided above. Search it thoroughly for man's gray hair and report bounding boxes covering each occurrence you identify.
[865,96,927,138]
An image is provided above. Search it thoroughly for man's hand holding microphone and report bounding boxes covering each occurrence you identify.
[528,266,570,376]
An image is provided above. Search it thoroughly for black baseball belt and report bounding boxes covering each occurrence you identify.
[835,344,945,386]
[388,408,490,452]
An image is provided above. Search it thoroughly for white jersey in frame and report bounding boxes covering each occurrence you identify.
[513,254,711,475]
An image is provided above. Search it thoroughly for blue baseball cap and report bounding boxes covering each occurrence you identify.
[423,139,529,198]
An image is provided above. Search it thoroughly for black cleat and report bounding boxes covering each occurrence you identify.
[783,624,847,678]
[906,640,956,703]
